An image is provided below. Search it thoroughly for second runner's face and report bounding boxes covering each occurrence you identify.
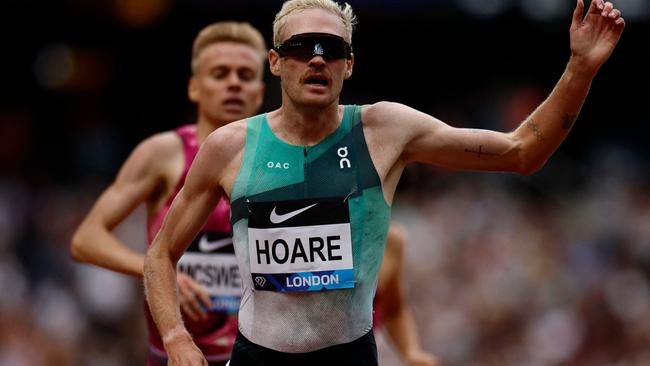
[190,41,265,124]
[270,8,354,109]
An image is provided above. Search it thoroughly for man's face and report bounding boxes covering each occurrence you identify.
[270,8,354,109]
[189,42,265,124]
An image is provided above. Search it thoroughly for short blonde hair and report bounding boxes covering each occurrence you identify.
[191,21,267,74]
[273,0,357,47]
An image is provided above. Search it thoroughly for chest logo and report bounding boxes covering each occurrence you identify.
[270,203,318,224]
[267,161,290,170]
[338,146,351,169]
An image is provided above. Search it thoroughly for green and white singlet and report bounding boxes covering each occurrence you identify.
[229,105,390,352]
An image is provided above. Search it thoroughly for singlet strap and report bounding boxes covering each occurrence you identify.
[160,125,198,209]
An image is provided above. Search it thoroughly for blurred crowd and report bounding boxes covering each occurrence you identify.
[386,148,650,366]
[0,178,148,366]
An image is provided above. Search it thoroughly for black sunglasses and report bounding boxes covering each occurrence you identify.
[275,33,352,61]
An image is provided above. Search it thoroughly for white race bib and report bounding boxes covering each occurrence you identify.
[246,197,355,292]
[178,232,241,312]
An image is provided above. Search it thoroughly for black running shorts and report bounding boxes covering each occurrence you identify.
[228,330,378,366]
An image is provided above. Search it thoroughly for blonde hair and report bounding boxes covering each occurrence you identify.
[191,21,267,74]
[273,0,357,47]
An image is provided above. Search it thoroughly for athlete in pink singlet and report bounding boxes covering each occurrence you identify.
[70,22,266,365]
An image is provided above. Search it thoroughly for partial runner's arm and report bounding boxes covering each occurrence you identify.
[71,134,173,277]
[380,224,440,366]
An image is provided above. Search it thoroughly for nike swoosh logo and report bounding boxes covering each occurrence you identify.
[270,203,318,224]
[198,236,233,252]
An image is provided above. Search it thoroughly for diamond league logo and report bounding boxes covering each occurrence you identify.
[255,276,266,287]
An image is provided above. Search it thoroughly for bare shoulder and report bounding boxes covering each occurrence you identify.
[130,131,181,159]
[362,101,436,127]
[119,131,182,178]
[359,101,430,144]
[361,101,402,116]
[195,119,248,195]
[360,101,404,127]
[361,101,448,156]
[202,119,247,158]
[359,102,404,148]
[363,101,426,123]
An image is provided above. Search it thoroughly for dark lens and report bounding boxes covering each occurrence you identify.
[318,37,347,60]
[277,33,351,61]
[278,40,315,61]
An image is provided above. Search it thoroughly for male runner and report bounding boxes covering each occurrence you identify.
[70,21,266,365]
[143,0,625,365]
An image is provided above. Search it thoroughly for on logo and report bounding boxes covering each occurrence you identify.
[337,146,351,169]
[267,161,290,169]
[255,276,267,287]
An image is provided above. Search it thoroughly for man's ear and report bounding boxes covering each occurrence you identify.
[188,76,199,102]
[269,49,281,77]
[344,53,354,79]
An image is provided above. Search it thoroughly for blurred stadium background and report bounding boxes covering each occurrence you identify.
[0,0,648,365]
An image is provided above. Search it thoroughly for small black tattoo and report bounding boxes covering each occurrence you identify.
[527,121,544,141]
[465,145,498,158]
[562,114,577,130]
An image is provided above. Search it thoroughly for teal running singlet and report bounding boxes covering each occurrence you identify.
[229,105,391,352]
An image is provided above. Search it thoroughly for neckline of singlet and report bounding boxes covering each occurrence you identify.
[260,106,352,150]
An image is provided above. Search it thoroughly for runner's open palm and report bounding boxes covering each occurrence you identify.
[570,0,625,73]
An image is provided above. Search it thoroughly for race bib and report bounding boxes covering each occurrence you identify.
[247,197,355,292]
[178,232,241,313]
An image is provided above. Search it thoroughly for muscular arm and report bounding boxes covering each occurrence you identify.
[143,127,240,364]
[70,134,172,277]
[384,62,591,175]
[368,0,624,176]
[379,224,439,366]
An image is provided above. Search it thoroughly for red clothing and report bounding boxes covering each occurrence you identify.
[372,285,384,330]
[145,125,239,363]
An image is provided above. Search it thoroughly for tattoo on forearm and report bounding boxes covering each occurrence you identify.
[527,121,544,141]
[465,145,498,158]
[562,114,577,130]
